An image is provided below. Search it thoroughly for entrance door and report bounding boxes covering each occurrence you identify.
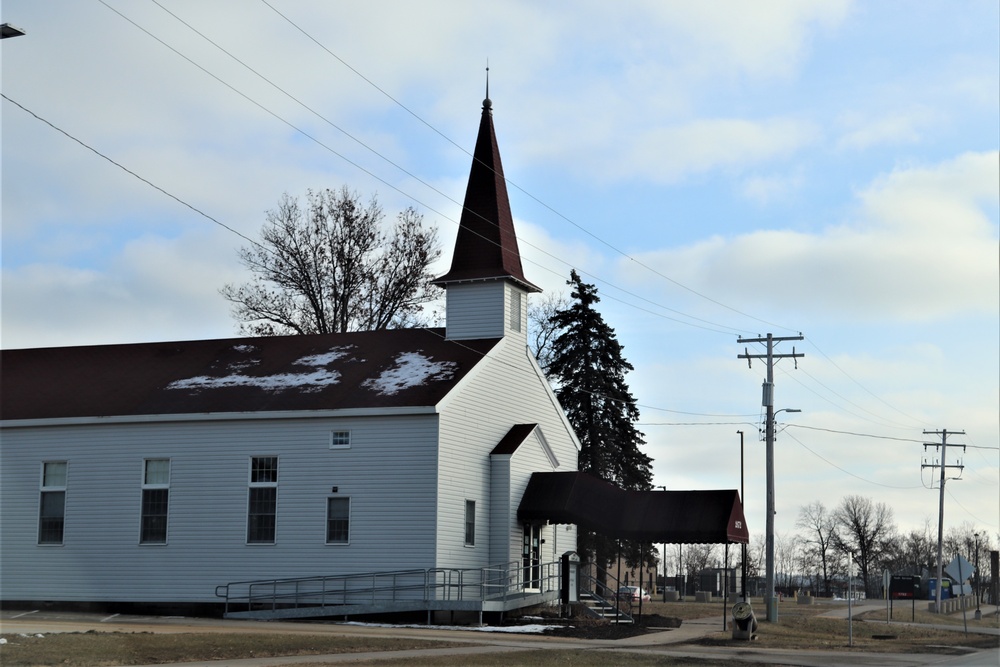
[522,524,541,590]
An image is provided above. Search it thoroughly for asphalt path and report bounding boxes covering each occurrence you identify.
[2,605,998,667]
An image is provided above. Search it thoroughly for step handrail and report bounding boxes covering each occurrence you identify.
[579,564,635,623]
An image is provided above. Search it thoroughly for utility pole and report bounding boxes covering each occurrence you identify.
[922,428,965,614]
[738,333,804,623]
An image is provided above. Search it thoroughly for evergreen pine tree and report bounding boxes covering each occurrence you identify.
[547,270,654,570]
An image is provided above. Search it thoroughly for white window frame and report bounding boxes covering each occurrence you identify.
[326,497,350,545]
[140,458,170,544]
[464,499,476,547]
[38,461,67,545]
[247,456,278,544]
[329,430,352,449]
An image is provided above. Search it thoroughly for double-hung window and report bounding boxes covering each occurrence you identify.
[326,497,350,544]
[39,461,67,545]
[141,459,170,543]
[247,456,278,544]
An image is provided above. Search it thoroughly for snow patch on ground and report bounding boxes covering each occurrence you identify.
[363,352,457,395]
[340,621,566,634]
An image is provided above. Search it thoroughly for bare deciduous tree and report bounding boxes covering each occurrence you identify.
[221,187,440,336]
[683,543,719,583]
[775,532,800,594]
[797,501,838,596]
[833,494,897,598]
[527,291,568,375]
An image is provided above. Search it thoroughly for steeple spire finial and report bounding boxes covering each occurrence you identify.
[484,61,491,111]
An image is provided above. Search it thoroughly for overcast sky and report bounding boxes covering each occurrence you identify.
[3,1,997,546]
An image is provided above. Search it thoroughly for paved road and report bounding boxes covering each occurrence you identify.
[2,606,997,667]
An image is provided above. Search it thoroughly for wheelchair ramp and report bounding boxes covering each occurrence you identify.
[216,561,562,622]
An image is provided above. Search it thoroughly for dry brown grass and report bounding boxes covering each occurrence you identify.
[1,598,996,667]
[0,632,462,667]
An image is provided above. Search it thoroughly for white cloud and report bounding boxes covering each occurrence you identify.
[640,0,853,80]
[622,150,999,322]
[1,232,242,348]
[836,108,939,151]
[620,118,820,184]
[741,170,805,204]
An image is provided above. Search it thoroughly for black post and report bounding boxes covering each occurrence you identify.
[738,430,747,601]
[974,533,981,620]
[616,539,622,624]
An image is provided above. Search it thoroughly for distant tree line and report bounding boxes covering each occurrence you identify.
[654,496,995,600]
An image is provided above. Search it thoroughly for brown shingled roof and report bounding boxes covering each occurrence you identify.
[433,99,540,292]
[0,329,500,421]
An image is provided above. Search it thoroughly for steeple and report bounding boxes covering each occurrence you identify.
[433,97,541,293]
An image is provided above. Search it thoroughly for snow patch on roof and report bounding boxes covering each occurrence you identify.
[363,351,458,395]
[167,346,353,393]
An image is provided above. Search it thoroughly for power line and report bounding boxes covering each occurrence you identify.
[780,366,920,431]
[946,488,993,526]
[785,424,926,444]
[1,93,261,252]
[103,0,747,338]
[20,3,976,442]
[256,0,797,336]
[804,335,935,429]
[783,429,924,490]
[119,0,935,431]
[0,94,777,422]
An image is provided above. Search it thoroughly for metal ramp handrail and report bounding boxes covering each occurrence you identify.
[215,559,562,617]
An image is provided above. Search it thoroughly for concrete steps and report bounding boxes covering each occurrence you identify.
[579,592,633,624]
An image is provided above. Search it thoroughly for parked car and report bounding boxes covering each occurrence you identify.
[616,586,651,602]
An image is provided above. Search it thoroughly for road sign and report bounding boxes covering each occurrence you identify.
[945,555,974,582]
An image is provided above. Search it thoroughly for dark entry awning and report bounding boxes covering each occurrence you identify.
[517,471,749,544]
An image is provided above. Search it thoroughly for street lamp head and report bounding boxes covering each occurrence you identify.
[1,23,26,39]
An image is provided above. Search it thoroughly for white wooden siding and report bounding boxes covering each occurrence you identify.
[443,282,505,340]
[0,414,439,603]
[507,428,577,564]
[437,337,579,571]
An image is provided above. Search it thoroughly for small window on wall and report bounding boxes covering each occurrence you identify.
[330,431,351,449]
[247,456,278,544]
[464,500,476,546]
[141,458,170,544]
[39,461,67,545]
[327,497,350,544]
